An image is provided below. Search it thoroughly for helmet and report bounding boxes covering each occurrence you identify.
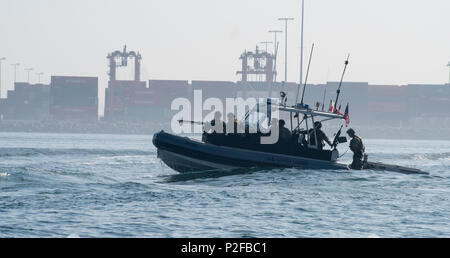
[314,121,322,129]
[214,111,222,120]
[346,128,356,135]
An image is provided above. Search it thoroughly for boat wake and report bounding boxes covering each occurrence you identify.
[373,152,450,161]
[164,167,271,182]
[0,147,155,158]
[410,152,450,161]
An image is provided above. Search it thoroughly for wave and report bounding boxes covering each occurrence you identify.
[401,152,450,160]
[372,152,450,161]
[0,147,155,158]
[410,152,450,161]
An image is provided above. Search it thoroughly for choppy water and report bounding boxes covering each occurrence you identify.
[0,132,449,238]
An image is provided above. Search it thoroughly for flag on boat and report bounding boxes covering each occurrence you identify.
[344,103,350,127]
[336,105,343,115]
[329,100,335,113]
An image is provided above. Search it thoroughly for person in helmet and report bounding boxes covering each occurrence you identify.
[278,119,292,142]
[309,121,332,150]
[269,118,291,143]
[347,128,365,170]
[204,111,226,134]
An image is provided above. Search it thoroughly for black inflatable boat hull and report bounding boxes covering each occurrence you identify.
[153,131,348,173]
[152,131,428,175]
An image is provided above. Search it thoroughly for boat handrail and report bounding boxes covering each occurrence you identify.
[277,104,345,120]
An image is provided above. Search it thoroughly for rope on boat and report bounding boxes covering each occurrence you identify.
[339,149,349,158]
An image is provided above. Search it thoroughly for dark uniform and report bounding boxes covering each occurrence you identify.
[270,119,291,143]
[226,114,244,134]
[315,129,332,150]
[206,119,226,134]
[348,129,365,170]
[204,112,226,134]
[309,122,332,150]
[279,125,292,142]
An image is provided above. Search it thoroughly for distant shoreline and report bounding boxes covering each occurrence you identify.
[0,120,168,136]
[1,121,449,141]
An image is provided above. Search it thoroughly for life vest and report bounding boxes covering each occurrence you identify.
[350,136,365,154]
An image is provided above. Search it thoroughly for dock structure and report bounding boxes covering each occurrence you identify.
[1,46,450,137]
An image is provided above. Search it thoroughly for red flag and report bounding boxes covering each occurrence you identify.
[344,103,350,127]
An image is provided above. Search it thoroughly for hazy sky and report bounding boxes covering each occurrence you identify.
[1,0,450,99]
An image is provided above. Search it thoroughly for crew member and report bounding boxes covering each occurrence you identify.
[204,111,226,134]
[226,113,244,134]
[268,118,291,143]
[278,119,292,142]
[347,128,365,170]
[309,121,332,150]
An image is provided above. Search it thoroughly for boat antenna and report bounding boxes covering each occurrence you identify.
[334,54,350,111]
[274,41,280,82]
[295,0,305,105]
[300,43,315,106]
[321,87,326,111]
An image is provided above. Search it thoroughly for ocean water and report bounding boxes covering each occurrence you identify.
[0,132,449,238]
